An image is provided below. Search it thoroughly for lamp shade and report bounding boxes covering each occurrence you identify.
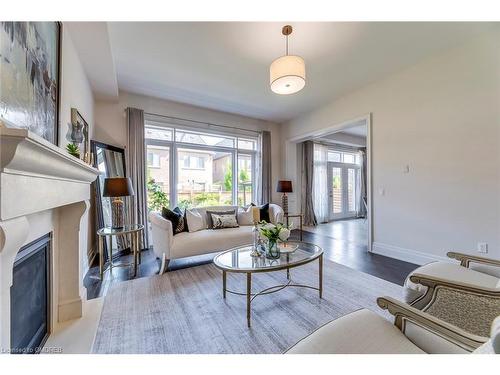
[276,180,293,193]
[103,177,135,197]
[270,55,306,95]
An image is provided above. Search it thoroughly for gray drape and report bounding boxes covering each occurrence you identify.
[301,141,317,226]
[358,148,368,218]
[259,130,272,204]
[126,107,149,249]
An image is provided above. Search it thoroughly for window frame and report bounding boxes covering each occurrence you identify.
[145,122,258,209]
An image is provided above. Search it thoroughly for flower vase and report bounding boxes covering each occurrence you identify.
[266,240,280,259]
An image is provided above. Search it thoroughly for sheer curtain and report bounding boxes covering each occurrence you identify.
[313,143,329,223]
[357,148,367,218]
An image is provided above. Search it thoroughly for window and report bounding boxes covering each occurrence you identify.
[328,150,360,164]
[343,153,355,164]
[328,151,341,162]
[145,121,258,210]
[177,148,232,208]
[237,153,253,206]
[147,151,161,168]
[146,145,170,211]
[183,155,206,169]
[175,129,235,148]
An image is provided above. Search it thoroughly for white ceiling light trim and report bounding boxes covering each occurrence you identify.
[269,25,306,95]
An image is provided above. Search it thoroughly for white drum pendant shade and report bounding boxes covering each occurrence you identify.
[270,55,306,95]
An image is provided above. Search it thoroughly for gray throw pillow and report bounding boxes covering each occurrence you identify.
[206,209,236,228]
[211,213,239,229]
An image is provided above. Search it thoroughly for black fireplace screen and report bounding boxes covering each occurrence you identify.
[10,233,51,354]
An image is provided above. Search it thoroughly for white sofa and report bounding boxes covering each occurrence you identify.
[149,204,284,274]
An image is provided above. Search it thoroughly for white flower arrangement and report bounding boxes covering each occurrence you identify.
[258,221,291,243]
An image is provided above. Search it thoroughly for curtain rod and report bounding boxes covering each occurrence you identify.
[143,112,262,135]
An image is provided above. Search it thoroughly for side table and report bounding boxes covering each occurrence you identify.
[97,224,144,280]
[285,213,303,241]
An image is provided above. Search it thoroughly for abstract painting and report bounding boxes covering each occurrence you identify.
[0,22,61,144]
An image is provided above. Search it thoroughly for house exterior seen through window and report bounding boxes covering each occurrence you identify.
[145,122,257,211]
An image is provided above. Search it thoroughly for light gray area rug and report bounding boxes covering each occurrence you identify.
[92,260,401,354]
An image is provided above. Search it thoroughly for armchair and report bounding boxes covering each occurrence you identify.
[403,252,500,337]
[286,296,497,354]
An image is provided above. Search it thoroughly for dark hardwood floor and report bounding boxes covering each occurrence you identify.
[84,228,418,300]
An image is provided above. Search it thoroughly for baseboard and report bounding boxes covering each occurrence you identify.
[372,242,450,265]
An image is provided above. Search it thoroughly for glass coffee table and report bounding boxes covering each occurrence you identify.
[213,241,323,327]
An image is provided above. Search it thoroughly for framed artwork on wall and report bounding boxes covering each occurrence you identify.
[0,21,62,145]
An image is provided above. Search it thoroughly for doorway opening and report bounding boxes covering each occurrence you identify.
[286,115,371,252]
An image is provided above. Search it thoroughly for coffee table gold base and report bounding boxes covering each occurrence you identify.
[223,254,323,327]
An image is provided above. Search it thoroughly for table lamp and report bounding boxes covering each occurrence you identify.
[103,177,135,229]
[276,180,292,215]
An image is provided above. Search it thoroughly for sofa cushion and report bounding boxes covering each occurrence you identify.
[403,262,500,304]
[211,213,239,229]
[237,206,254,226]
[161,207,186,235]
[186,209,205,232]
[286,309,425,354]
[206,209,236,228]
[251,203,270,223]
[171,225,253,259]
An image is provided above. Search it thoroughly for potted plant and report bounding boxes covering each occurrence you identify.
[66,143,80,159]
[258,221,291,259]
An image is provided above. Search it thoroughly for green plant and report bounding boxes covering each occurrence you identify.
[223,168,232,191]
[66,143,80,158]
[239,168,250,183]
[147,177,169,211]
[177,199,193,210]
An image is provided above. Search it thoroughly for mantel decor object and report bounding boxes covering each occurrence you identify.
[103,177,134,229]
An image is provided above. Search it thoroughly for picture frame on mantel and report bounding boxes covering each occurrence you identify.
[70,108,91,163]
[0,21,62,145]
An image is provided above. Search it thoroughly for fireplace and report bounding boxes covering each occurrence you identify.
[10,234,51,354]
[0,126,100,351]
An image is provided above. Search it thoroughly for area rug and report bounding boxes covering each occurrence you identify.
[92,260,402,353]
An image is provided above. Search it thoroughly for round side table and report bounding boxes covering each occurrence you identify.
[97,224,144,280]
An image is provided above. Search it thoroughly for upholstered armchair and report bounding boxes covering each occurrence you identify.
[286,296,498,354]
[403,252,500,337]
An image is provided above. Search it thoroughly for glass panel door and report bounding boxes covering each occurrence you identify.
[329,166,343,218]
[329,163,359,220]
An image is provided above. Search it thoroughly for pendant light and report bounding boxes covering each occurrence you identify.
[269,25,306,95]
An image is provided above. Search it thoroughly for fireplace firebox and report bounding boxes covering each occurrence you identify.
[10,234,51,354]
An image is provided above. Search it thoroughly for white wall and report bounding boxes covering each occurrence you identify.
[59,25,96,275]
[281,32,500,263]
[94,91,282,204]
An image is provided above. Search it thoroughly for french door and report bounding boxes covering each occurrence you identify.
[328,162,359,220]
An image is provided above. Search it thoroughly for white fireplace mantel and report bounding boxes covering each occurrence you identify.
[0,127,99,220]
[0,125,100,351]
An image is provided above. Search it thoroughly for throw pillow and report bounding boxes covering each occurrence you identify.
[251,203,270,223]
[186,209,205,232]
[161,207,186,235]
[237,206,254,226]
[210,213,239,229]
[206,209,236,228]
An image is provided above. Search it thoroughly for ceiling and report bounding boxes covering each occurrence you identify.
[87,22,496,123]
